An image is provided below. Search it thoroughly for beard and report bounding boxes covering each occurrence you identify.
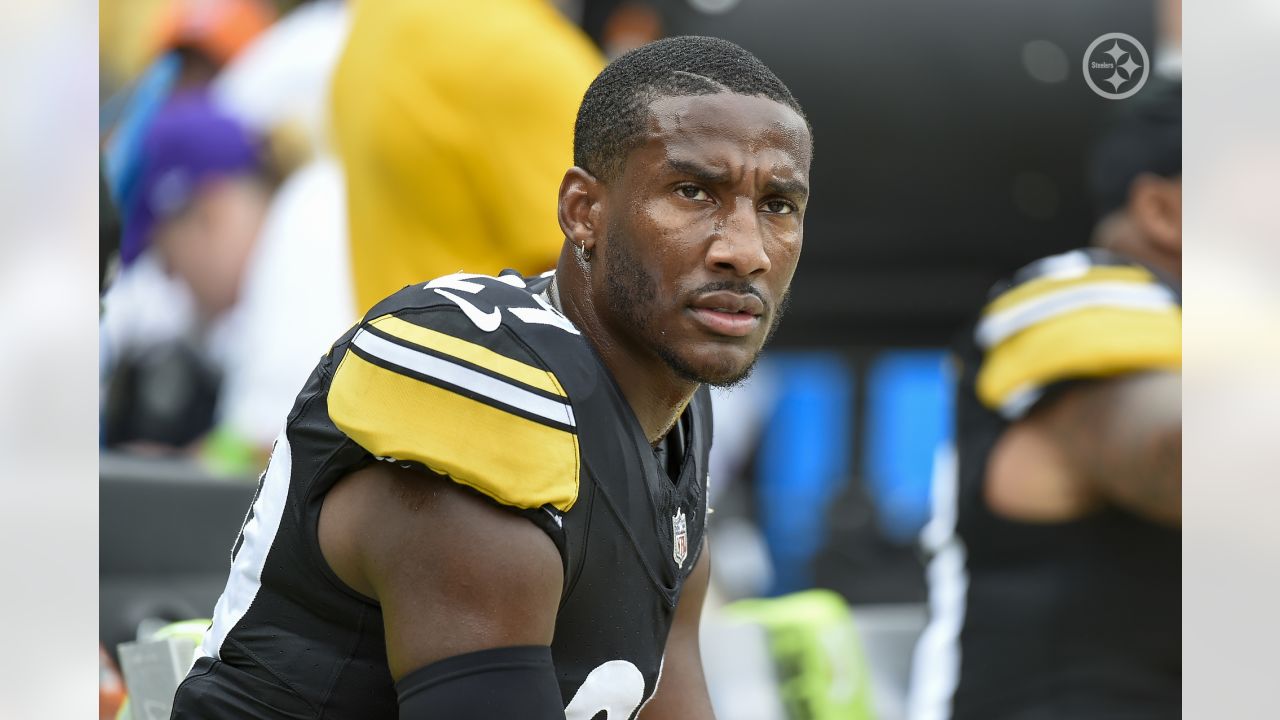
[602,226,789,389]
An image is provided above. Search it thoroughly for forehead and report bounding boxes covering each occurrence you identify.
[631,92,811,177]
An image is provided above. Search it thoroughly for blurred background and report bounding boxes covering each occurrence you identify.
[96,1,1182,718]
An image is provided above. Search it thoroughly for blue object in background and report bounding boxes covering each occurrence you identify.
[862,350,954,544]
[102,52,181,219]
[756,352,854,596]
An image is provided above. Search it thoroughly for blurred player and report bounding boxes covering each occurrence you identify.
[171,36,812,719]
[909,80,1181,719]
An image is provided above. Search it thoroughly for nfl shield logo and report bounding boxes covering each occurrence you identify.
[672,508,688,568]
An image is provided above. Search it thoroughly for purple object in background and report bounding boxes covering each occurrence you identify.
[121,91,259,266]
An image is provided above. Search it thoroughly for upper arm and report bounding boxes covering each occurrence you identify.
[639,543,715,720]
[973,252,1181,525]
[988,371,1181,525]
[320,462,563,680]
[318,291,581,683]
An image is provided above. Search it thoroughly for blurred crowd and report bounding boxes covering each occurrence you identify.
[102,0,348,472]
[99,0,649,474]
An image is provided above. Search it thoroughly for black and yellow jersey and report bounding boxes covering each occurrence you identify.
[911,249,1181,719]
[171,271,711,719]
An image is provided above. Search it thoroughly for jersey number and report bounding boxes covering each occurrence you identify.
[426,273,579,335]
[564,660,647,719]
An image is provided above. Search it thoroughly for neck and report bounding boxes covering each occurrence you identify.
[1091,212,1181,282]
[551,248,699,445]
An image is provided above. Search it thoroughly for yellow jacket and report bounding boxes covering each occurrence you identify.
[331,0,603,313]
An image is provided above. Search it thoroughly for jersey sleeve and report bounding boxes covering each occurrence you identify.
[326,308,580,512]
[973,251,1181,419]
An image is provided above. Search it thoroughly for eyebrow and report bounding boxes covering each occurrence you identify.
[765,177,809,201]
[666,158,732,186]
[666,157,808,201]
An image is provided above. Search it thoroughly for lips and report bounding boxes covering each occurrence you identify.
[688,291,764,337]
[690,291,765,317]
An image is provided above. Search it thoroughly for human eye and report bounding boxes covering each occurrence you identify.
[675,184,711,202]
[761,198,797,215]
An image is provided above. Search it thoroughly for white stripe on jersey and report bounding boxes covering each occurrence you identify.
[1028,248,1094,280]
[997,382,1046,421]
[975,282,1177,350]
[352,329,577,428]
[908,442,967,720]
[199,432,293,661]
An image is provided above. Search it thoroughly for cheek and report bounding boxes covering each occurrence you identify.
[766,230,803,281]
[631,201,706,281]
[155,224,201,277]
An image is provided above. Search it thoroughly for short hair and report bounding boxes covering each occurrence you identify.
[1088,78,1181,218]
[573,36,809,181]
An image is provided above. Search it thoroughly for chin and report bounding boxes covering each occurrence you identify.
[658,344,759,389]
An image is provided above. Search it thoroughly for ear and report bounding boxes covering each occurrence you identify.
[1128,174,1182,255]
[557,167,604,257]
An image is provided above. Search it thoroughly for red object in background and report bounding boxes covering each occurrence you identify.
[601,2,663,58]
[152,0,276,67]
[100,644,126,719]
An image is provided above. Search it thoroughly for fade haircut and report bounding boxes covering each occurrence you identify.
[573,36,809,182]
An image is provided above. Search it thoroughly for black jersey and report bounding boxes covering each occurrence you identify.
[172,271,711,719]
[911,249,1181,719]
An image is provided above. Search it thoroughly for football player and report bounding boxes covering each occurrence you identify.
[909,80,1181,719]
[171,36,812,719]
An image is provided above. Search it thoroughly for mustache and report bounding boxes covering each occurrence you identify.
[689,280,769,312]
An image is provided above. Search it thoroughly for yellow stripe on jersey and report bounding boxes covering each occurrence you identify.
[369,315,567,397]
[983,265,1156,317]
[328,349,579,512]
[977,305,1182,414]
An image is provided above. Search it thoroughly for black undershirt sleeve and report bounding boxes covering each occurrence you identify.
[396,645,563,719]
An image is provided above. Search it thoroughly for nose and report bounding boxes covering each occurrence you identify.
[706,198,771,278]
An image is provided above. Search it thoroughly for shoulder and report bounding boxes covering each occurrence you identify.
[970,249,1181,419]
[362,270,586,359]
[328,271,587,512]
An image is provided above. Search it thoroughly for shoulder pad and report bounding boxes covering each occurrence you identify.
[328,273,580,511]
[974,249,1180,418]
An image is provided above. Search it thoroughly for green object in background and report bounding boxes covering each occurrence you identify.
[723,589,875,720]
[148,618,211,645]
[200,424,261,478]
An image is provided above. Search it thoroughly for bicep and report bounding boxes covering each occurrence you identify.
[639,542,715,720]
[992,371,1181,526]
[325,463,564,680]
[1064,371,1181,525]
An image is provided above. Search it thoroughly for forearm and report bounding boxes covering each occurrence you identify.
[638,547,715,719]
[637,652,715,720]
